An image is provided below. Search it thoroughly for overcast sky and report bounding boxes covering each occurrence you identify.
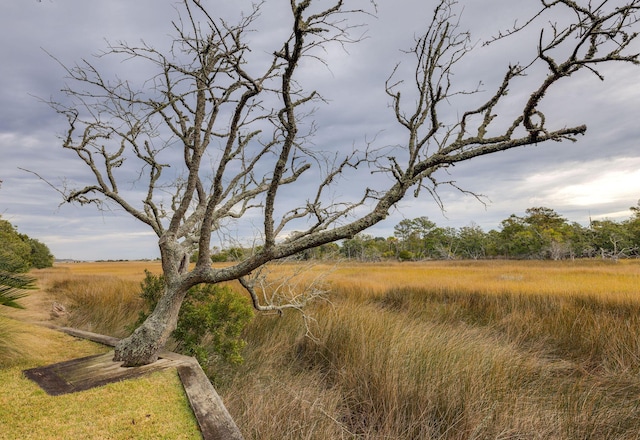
[1,0,639,261]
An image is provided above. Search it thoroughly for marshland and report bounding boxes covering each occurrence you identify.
[4,259,639,439]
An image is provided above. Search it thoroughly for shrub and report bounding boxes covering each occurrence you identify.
[397,250,414,261]
[0,220,31,273]
[0,217,54,271]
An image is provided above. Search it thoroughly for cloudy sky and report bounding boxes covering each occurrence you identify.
[1,0,639,261]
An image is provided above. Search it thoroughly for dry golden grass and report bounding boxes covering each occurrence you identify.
[226,260,640,439]
[27,263,164,337]
[49,258,640,302]
[323,259,640,300]
[52,260,164,279]
[11,259,640,439]
[46,276,142,338]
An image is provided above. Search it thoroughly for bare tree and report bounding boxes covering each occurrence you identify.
[42,0,639,366]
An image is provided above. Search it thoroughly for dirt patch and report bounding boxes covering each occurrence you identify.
[3,288,60,324]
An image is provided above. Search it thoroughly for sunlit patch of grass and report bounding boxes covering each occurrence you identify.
[53,261,163,279]
[0,316,26,367]
[0,317,110,369]
[0,320,200,440]
[325,259,640,300]
[0,368,200,440]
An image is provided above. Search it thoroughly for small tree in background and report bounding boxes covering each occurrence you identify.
[0,219,32,273]
[0,217,54,272]
[25,237,54,269]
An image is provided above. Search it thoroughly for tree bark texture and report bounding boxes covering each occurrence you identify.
[114,285,187,367]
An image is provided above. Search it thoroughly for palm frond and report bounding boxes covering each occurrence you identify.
[0,272,36,309]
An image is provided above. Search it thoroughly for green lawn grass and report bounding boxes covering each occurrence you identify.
[0,319,201,440]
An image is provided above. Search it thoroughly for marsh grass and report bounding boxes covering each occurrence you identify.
[36,260,640,439]
[374,286,640,374]
[225,260,640,439]
[47,276,142,337]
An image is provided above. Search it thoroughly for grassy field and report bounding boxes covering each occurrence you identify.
[5,259,640,439]
[0,318,201,439]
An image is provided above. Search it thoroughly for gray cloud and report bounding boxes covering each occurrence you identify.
[1,0,639,260]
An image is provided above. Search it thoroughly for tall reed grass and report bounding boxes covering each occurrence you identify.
[38,260,640,439]
[46,274,142,338]
[225,260,640,439]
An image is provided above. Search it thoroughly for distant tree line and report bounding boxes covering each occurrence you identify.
[201,204,640,262]
[0,216,54,272]
[339,205,640,261]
